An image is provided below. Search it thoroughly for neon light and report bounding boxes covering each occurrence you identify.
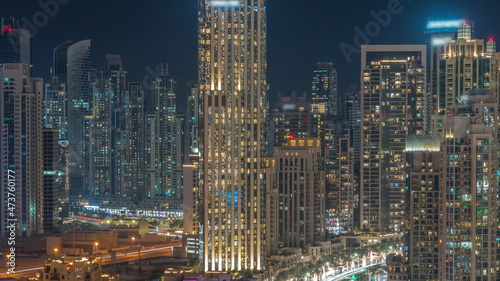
[210,0,240,7]
[2,28,14,32]
[426,20,462,30]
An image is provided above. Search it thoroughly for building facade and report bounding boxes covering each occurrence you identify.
[53,40,92,197]
[440,91,499,280]
[198,0,268,272]
[1,63,44,237]
[311,62,338,118]
[360,45,426,232]
[273,139,325,250]
[0,17,30,65]
[405,136,440,281]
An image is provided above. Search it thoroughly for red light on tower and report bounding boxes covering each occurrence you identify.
[489,37,494,41]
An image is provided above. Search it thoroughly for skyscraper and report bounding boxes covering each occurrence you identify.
[440,90,499,280]
[0,17,30,65]
[360,45,426,232]
[272,92,325,148]
[405,136,441,281]
[198,0,268,272]
[437,21,493,111]
[53,40,92,197]
[1,63,44,237]
[311,62,338,118]
[153,65,182,199]
[273,139,325,250]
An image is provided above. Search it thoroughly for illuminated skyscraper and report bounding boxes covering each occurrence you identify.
[272,92,325,148]
[437,21,494,111]
[273,139,325,250]
[440,90,499,280]
[311,62,338,118]
[360,45,426,232]
[0,17,30,65]
[198,0,268,272]
[405,136,441,281]
[53,40,92,197]
[1,63,43,237]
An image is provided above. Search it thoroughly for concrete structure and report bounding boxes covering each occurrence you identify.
[1,63,44,237]
[360,45,426,232]
[325,134,354,235]
[61,228,118,253]
[311,62,338,118]
[405,136,440,281]
[0,17,30,65]
[41,256,103,281]
[198,0,268,272]
[437,21,495,111]
[53,40,92,197]
[272,92,325,148]
[440,91,499,280]
[272,139,325,251]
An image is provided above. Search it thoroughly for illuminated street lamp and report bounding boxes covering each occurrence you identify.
[94,242,99,252]
[54,248,58,258]
[132,237,136,246]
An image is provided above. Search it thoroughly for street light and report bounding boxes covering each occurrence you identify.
[132,237,136,246]
[94,242,99,252]
[54,248,58,258]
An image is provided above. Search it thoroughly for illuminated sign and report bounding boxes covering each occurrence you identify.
[210,0,240,7]
[431,35,453,46]
[426,19,463,31]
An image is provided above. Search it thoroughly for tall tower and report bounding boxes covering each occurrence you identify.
[0,17,30,65]
[360,45,426,232]
[53,40,92,197]
[440,90,499,280]
[405,136,441,281]
[1,63,44,237]
[437,22,492,112]
[311,62,338,118]
[198,0,268,272]
[273,139,325,250]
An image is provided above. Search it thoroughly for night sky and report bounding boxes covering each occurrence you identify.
[4,0,500,112]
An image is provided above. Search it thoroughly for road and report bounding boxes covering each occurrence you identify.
[327,263,385,281]
[0,246,175,279]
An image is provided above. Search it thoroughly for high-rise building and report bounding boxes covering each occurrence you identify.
[186,82,200,157]
[44,77,68,140]
[405,136,440,281]
[360,45,426,232]
[440,90,499,280]
[117,82,145,199]
[272,139,325,251]
[53,40,92,197]
[325,134,355,235]
[0,17,30,65]
[437,21,494,111]
[272,92,325,148]
[89,72,113,196]
[198,0,268,272]
[1,63,44,237]
[153,65,182,199]
[311,62,338,118]
[42,129,62,232]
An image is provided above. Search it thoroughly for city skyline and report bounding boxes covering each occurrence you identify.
[4,1,500,280]
[4,0,500,110]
